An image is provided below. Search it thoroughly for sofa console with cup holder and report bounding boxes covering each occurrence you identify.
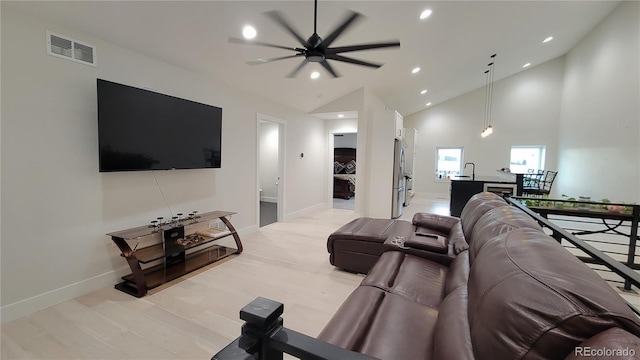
[326,212,469,274]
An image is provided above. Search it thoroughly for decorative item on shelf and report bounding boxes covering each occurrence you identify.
[481,54,497,138]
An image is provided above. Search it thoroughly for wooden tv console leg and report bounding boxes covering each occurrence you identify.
[111,236,148,297]
[220,216,243,253]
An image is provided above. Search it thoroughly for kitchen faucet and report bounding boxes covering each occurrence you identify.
[464,162,476,180]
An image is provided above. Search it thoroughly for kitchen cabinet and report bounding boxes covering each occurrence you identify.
[394,111,404,140]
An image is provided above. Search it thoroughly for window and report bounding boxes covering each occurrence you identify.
[509,146,546,173]
[435,147,463,180]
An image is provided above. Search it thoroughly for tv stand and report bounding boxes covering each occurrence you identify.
[108,210,243,297]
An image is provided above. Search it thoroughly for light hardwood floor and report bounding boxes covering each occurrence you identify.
[0,197,449,360]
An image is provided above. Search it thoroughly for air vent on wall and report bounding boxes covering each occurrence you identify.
[46,31,97,66]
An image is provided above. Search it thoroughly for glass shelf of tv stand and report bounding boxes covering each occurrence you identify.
[106,210,236,240]
[108,210,242,297]
[125,225,234,264]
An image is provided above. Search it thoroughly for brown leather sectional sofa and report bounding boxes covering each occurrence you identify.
[321,192,640,359]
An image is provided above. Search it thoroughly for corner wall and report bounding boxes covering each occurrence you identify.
[557,1,640,203]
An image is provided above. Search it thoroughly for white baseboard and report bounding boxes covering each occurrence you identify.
[1,267,129,324]
[414,192,449,200]
[283,202,329,221]
[1,224,260,324]
[237,224,258,237]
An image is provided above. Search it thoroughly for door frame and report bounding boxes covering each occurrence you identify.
[327,130,358,208]
[256,113,286,226]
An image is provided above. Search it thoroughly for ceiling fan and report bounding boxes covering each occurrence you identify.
[229,0,401,78]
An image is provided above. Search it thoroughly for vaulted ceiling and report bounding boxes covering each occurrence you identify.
[5,1,620,116]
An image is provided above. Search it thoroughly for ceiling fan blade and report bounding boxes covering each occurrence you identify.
[322,11,363,49]
[229,37,301,52]
[265,11,308,47]
[247,54,304,65]
[325,54,383,69]
[326,41,401,54]
[320,60,341,78]
[286,60,309,78]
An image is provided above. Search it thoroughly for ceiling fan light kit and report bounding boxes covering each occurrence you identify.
[229,0,400,78]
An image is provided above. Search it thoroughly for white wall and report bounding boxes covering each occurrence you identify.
[259,122,279,202]
[557,1,640,203]
[404,57,564,197]
[1,7,327,321]
[313,87,388,217]
[334,133,357,148]
[367,110,397,218]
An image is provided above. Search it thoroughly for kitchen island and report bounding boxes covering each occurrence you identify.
[449,174,524,216]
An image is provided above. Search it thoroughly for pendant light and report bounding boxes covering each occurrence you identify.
[481,54,496,138]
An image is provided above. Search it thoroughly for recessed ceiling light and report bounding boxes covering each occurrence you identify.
[337,114,344,118]
[543,36,553,43]
[420,9,432,20]
[242,25,257,39]
[523,63,531,68]
[412,67,421,74]
[420,89,428,95]
[310,71,320,79]
[426,102,432,107]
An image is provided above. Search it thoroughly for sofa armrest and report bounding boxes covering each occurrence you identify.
[405,234,448,253]
[384,235,448,254]
[383,236,454,266]
[412,213,460,233]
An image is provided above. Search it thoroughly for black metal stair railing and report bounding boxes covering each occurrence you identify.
[506,196,640,298]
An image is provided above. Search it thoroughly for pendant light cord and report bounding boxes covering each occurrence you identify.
[488,54,497,129]
[482,54,497,136]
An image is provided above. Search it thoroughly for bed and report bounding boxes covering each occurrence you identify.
[333,148,356,199]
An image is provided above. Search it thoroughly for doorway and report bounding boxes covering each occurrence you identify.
[257,114,285,227]
[332,132,357,210]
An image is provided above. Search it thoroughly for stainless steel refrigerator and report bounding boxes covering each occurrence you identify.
[392,139,406,218]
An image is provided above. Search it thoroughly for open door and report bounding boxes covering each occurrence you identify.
[332,132,357,210]
[257,114,285,227]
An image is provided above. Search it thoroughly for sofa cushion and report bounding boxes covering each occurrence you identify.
[432,286,474,360]
[327,218,395,246]
[361,251,447,308]
[468,228,640,360]
[318,285,439,360]
[468,205,543,264]
[460,192,508,240]
[444,250,470,296]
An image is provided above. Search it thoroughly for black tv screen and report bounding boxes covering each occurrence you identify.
[97,79,222,172]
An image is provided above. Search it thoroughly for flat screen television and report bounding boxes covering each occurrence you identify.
[97,79,222,172]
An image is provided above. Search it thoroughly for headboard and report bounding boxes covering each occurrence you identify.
[334,147,356,164]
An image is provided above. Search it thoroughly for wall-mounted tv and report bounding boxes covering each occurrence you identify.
[97,79,222,172]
